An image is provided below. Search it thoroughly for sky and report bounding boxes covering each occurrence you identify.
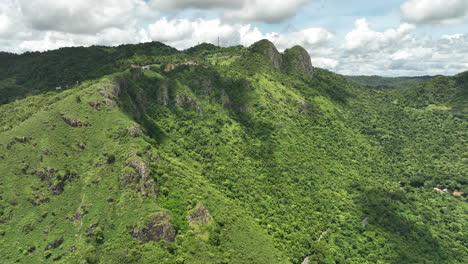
[0,0,467,76]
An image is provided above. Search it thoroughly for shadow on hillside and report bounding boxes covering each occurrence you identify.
[118,76,168,144]
[303,69,356,105]
[354,187,455,263]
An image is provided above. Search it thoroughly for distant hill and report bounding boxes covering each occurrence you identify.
[345,75,434,89]
[0,40,466,264]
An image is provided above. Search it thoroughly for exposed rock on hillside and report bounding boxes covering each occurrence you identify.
[45,237,64,250]
[35,168,80,195]
[284,45,313,76]
[15,137,32,143]
[188,204,211,226]
[131,212,175,244]
[120,153,157,199]
[88,101,101,110]
[60,114,90,128]
[127,125,143,137]
[250,39,283,69]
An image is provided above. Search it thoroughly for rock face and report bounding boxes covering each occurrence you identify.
[120,154,157,199]
[131,212,175,244]
[284,45,313,76]
[187,204,211,226]
[250,39,283,69]
[250,40,313,76]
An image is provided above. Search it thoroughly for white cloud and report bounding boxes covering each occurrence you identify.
[0,14,13,36]
[154,0,241,10]
[401,0,468,24]
[0,0,467,77]
[264,28,334,50]
[146,17,333,51]
[15,27,151,53]
[147,18,241,48]
[17,0,156,34]
[343,18,415,52]
[312,57,339,69]
[334,19,468,76]
[155,0,309,23]
[222,0,309,24]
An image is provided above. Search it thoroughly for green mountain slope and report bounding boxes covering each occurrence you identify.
[0,40,466,264]
[345,75,434,89]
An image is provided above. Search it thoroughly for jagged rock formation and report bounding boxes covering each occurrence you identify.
[250,39,313,75]
[284,45,314,76]
[250,39,283,69]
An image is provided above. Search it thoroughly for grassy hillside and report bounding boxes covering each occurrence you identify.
[0,41,466,264]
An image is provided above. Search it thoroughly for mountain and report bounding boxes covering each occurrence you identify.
[0,40,466,264]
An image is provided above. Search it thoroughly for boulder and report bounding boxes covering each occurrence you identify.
[131,212,175,244]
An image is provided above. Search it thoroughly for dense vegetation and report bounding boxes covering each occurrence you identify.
[345,75,434,89]
[0,41,466,264]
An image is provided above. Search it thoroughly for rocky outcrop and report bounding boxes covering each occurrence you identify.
[27,192,50,206]
[60,114,90,128]
[126,160,150,182]
[102,98,114,106]
[188,204,211,226]
[45,237,63,250]
[250,40,313,76]
[15,137,32,143]
[131,212,175,244]
[250,39,283,69]
[127,125,143,137]
[283,45,313,76]
[296,100,308,114]
[120,153,157,199]
[175,95,195,107]
[35,168,80,195]
[88,101,101,110]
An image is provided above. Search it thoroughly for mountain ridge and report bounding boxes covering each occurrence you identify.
[0,40,466,264]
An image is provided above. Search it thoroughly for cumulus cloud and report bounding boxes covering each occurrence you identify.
[0,0,467,77]
[146,17,333,51]
[147,18,241,48]
[154,0,241,10]
[17,0,156,34]
[343,19,415,52]
[222,0,309,24]
[155,0,309,23]
[401,0,468,24]
[334,18,468,76]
